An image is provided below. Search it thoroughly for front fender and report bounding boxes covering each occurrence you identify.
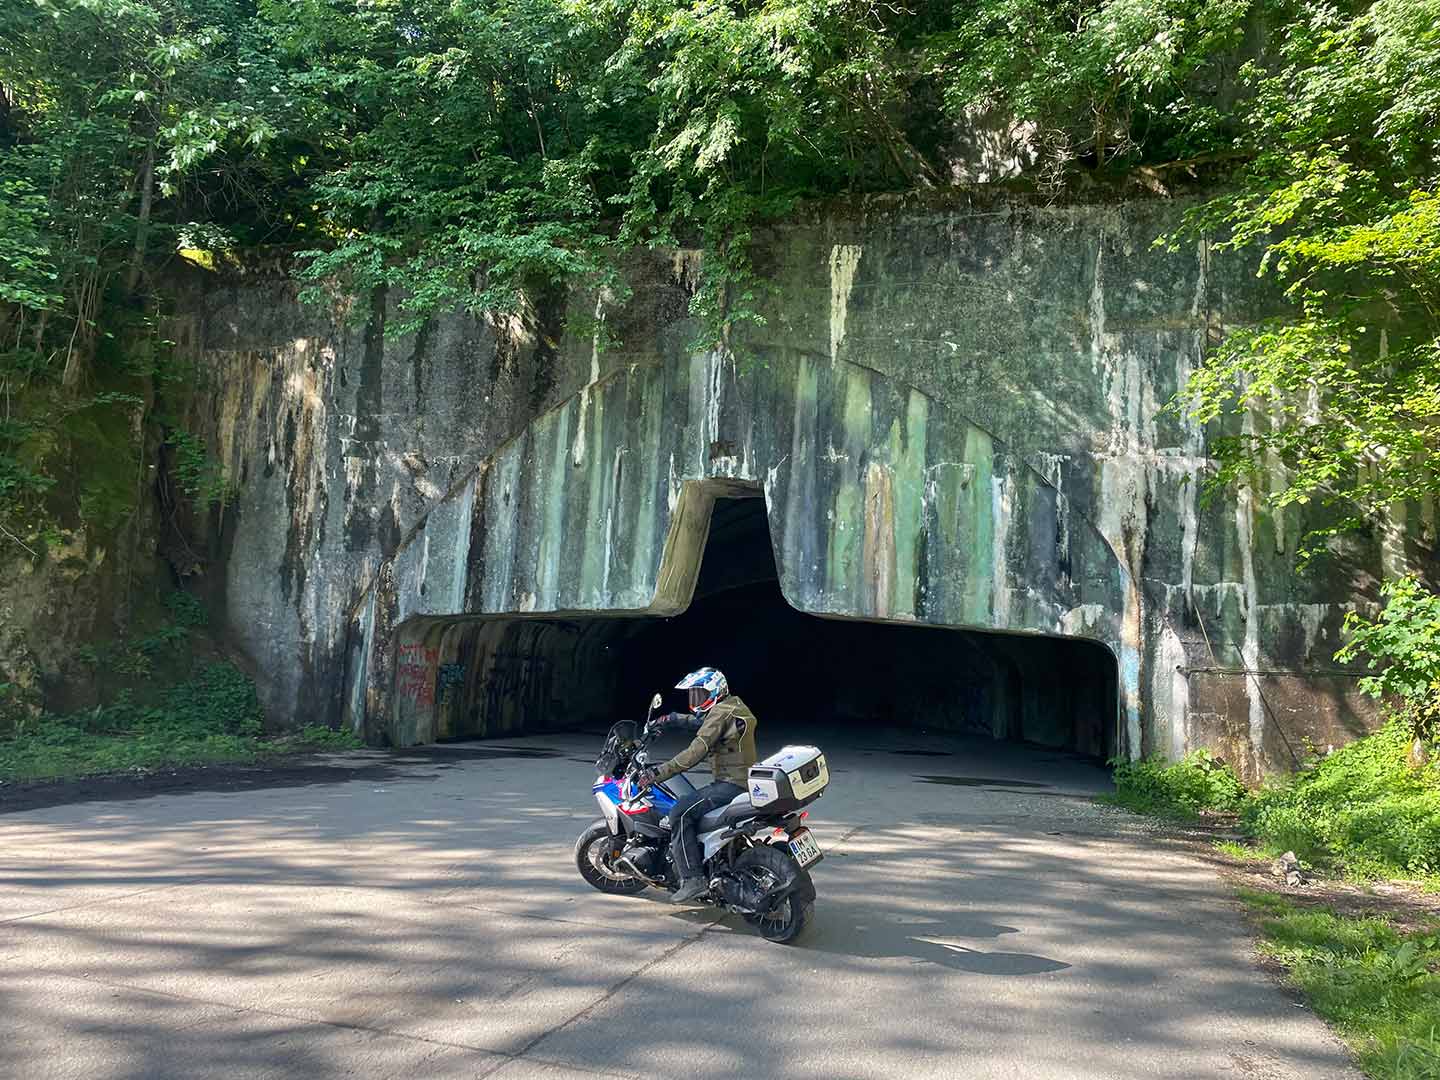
[594,789,621,833]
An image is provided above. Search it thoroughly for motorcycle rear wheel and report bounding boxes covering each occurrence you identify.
[575,821,649,895]
[735,843,814,943]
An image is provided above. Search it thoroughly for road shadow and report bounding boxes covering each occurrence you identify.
[0,744,565,815]
[799,912,1070,974]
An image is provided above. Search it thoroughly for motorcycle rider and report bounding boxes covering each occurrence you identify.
[636,667,758,904]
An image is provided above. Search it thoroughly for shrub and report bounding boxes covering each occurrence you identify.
[160,663,264,738]
[1246,718,1440,879]
[279,724,363,751]
[1338,578,1440,702]
[0,663,266,781]
[1109,749,1249,819]
[163,590,209,629]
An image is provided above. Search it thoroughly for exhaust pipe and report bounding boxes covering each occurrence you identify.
[614,856,665,887]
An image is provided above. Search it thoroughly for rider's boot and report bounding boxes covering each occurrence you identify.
[670,876,707,904]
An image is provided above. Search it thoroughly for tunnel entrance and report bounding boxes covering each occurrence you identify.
[412,494,1118,759]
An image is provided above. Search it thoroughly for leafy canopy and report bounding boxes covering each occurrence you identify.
[2,0,1438,574]
[1165,0,1440,548]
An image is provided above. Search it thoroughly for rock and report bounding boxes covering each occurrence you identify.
[1271,851,1309,886]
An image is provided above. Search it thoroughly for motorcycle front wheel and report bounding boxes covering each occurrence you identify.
[735,843,814,943]
[574,821,649,895]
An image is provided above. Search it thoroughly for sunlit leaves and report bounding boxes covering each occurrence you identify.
[1161,0,1440,551]
[928,0,1254,176]
[1338,577,1440,704]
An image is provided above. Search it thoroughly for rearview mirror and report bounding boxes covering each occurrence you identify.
[649,692,663,713]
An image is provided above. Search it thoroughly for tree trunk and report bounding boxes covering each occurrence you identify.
[125,142,156,295]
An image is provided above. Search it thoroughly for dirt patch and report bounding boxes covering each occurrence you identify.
[1142,816,1440,933]
[1209,852,1440,933]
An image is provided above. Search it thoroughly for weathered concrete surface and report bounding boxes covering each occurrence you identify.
[0,728,1359,1079]
[174,192,1434,776]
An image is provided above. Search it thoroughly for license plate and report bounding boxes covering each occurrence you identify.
[788,828,822,868]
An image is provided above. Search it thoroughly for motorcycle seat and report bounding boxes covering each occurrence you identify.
[697,792,755,831]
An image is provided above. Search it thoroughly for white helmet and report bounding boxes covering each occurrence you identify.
[675,667,728,715]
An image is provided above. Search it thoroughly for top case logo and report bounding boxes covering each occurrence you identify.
[751,782,764,797]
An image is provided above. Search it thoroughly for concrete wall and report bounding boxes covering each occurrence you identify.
[176,192,1434,780]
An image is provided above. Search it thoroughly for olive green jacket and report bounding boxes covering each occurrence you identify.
[653,695,759,786]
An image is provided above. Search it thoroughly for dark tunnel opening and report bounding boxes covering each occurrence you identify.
[418,496,1118,760]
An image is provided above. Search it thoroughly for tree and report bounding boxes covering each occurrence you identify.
[927,0,1255,186]
[1337,576,1440,746]
[1165,0,1440,554]
[3,0,1436,569]
[0,0,278,536]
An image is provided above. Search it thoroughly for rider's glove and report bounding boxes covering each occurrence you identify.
[635,769,657,789]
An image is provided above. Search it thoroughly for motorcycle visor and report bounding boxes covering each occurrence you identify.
[687,686,710,711]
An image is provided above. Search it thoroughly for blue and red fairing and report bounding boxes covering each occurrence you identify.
[592,774,678,832]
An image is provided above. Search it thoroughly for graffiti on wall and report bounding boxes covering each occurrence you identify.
[483,652,553,727]
[436,662,466,704]
[396,643,439,707]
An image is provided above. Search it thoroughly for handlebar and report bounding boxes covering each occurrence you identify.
[598,702,669,784]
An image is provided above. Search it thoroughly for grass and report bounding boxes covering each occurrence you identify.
[1246,720,1440,881]
[0,664,360,783]
[1109,719,1440,882]
[1235,890,1440,1079]
[1214,839,1271,862]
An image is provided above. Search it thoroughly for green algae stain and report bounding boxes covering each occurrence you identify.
[841,364,873,455]
[790,354,819,446]
[961,425,995,624]
[932,464,962,547]
[780,356,820,597]
[632,369,669,605]
[533,404,572,607]
[828,485,860,606]
[579,390,608,603]
[887,390,928,618]
[825,367,873,607]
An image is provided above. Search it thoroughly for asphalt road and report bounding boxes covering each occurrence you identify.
[0,724,1359,1079]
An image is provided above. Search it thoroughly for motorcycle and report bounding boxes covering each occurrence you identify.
[574,693,829,943]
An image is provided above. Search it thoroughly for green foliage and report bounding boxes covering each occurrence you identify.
[163,589,208,628]
[1214,838,1269,862]
[72,590,208,679]
[1164,0,1440,548]
[0,664,360,781]
[275,724,363,752]
[1245,718,1440,879]
[0,662,262,780]
[165,428,230,511]
[4,0,1437,563]
[0,680,39,735]
[1114,712,1440,881]
[1107,748,1249,819]
[928,0,1253,184]
[1237,892,1440,1079]
[159,662,264,737]
[1338,577,1440,709]
[6,0,1264,354]
[0,178,62,311]
[0,0,283,534]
